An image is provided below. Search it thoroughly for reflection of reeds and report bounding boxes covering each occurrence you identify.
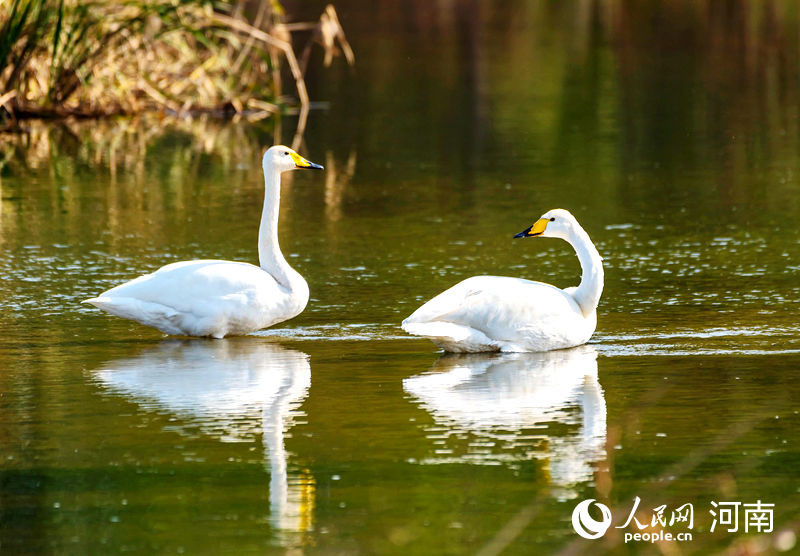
[0,114,266,179]
[324,148,356,223]
[0,1,352,128]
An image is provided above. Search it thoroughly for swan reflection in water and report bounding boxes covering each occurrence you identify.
[403,345,606,497]
[93,340,313,537]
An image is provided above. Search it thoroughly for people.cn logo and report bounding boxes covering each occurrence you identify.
[572,499,613,539]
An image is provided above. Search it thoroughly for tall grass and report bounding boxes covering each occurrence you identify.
[0,0,353,128]
[0,0,48,108]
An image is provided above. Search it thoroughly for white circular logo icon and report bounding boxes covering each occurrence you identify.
[572,499,612,539]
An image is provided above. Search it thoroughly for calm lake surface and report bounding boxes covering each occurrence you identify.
[2,2,800,554]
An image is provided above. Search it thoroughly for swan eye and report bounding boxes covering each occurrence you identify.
[549,217,556,222]
[283,151,290,156]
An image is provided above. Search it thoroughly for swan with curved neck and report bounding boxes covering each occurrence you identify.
[84,145,323,338]
[402,208,604,352]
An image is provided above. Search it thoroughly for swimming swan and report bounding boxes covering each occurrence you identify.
[83,146,323,338]
[402,208,603,352]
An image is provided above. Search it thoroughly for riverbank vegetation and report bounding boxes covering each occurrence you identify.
[0,0,353,129]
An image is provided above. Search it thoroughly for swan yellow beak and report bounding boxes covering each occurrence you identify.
[514,218,549,238]
[290,152,324,170]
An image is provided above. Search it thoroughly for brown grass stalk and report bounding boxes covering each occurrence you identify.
[0,1,352,129]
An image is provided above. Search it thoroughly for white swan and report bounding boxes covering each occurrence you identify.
[402,208,603,352]
[84,146,323,338]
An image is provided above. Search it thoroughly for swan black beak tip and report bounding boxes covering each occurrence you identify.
[514,226,533,239]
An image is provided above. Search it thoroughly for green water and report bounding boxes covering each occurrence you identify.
[2,2,800,554]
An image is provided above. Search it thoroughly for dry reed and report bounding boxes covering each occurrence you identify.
[0,0,353,130]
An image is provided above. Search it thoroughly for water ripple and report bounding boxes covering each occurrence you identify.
[255,323,800,357]
[255,323,408,341]
[594,324,800,356]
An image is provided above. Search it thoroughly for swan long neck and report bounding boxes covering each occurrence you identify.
[258,163,296,288]
[568,225,604,317]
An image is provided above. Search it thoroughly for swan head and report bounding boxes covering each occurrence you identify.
[514,208,577,240]
[262,145,324,173]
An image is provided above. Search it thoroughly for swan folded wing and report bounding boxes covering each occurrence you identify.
[403,276,585,345]
[90,260,294,336]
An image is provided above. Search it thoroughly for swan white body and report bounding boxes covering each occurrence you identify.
[402,209,603,353]
[84,146,323,338]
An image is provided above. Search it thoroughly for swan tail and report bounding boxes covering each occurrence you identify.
[83,296,184,335]
[401,320,499,353]
[402,320,470,340]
